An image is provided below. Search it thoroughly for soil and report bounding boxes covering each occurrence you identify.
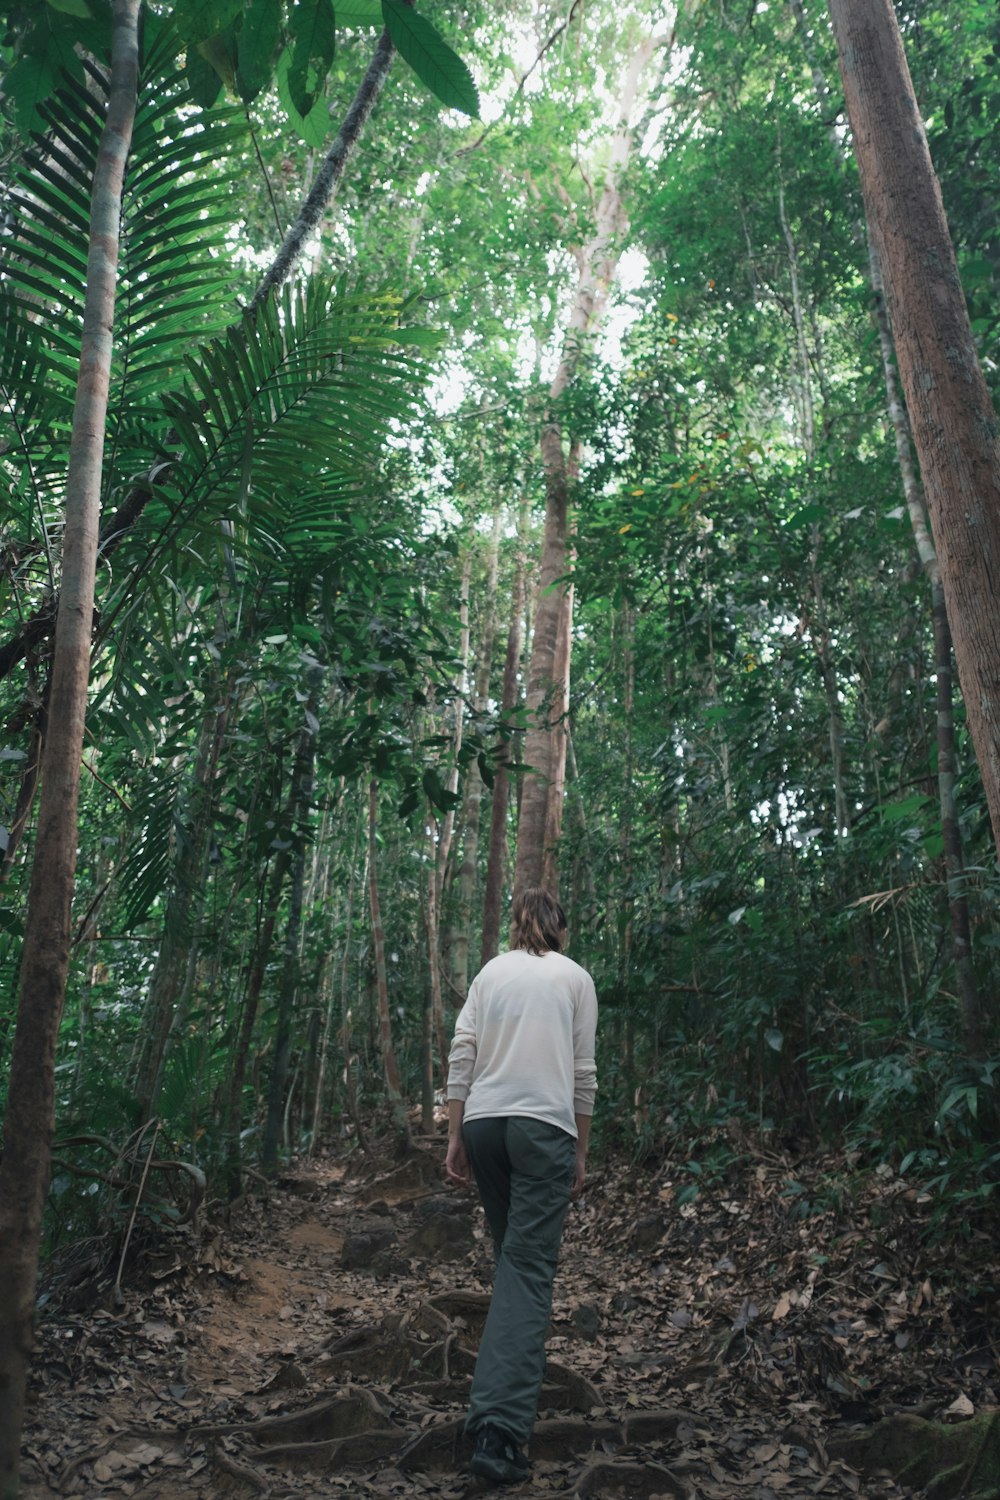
[18,1132,1000,1499]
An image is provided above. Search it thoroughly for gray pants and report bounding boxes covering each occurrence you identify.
[462,1115,575,1446]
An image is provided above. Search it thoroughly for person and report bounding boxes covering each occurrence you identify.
[444,886,598,1486]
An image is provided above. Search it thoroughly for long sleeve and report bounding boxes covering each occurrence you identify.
[447,981,478,1101]
[572,976,598,1116]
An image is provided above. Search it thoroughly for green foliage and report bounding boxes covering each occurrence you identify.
[381,0,479,118]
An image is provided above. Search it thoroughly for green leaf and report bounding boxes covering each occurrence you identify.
[334,0,383,24]
[276,45,330,146]
[4,53,58,135]
[187,44,225,107]
[380,0,479,117]
[288,0,335,116]
[785,502,825,529]
[883,792,929,823]
[46,0,91,16]
[389,325,445,348]
[173,0,243,47]
[236,0,283,103]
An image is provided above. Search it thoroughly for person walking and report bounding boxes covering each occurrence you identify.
[444,886,598,1485]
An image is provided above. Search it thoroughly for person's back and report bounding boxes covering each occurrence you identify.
[450,947,595,1135]
[444,889,598,1485]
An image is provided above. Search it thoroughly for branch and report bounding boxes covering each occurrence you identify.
[453,0,585,160]
[250,29,396,312]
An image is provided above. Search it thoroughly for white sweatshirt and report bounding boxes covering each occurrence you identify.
[446,948,598,1138]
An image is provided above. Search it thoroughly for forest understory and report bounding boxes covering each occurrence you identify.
[19,1128,1000,1500]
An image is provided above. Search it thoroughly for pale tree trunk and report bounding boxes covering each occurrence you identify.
[481,503,529,963]
[0,3,140,1487]
[777,164,851,835]
[932,580,984,1059]
[341,793,369,1153]
[618,601,637,1079]
[262,710,318,1172]
[132,687,230,1121]
[514,29,665,899]
[422,816,447,1116]
[309,791,362,1150]
[424,555,471,1081]
[368,779,411,1151]
[450,512,502,995]
[225,847,290,1198]
[828,0,1000,859]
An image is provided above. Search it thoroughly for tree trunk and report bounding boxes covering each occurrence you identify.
[828,0,1000,857]
[425,553,471,1080]
[0,3,140,1487]
[791,0,984,1057]
[450,512,502,994]
[132,687,230,1121]
[262,709,318,1172]
[368,779,411,1150]
[309,797,361,1153]
[481,505,529,964]
[932,580,984,1060]
[513,33,660,899]
[224,847,290,1199]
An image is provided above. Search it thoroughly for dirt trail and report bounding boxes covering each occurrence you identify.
[20,1139,1000,1498]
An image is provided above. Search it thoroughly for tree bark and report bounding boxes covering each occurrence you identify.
[224,847,290,1199]
[132,686,230,1121]
[789,0,984,1058]
[481,505,529,964]
[367,779,411,1150]
[513,32,660,899]
[250,29,396,312]
[0,3,140,1487]
[451,512,502,992]
[828,0,1000,857]
[261,713,318,1172]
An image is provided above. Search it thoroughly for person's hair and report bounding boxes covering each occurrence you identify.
[511,887,567,955]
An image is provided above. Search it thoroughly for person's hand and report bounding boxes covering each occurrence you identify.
[445,1134,471,1189]
[571,1146,587,1200]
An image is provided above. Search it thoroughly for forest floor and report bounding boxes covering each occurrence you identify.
[18,1126,1000,1500]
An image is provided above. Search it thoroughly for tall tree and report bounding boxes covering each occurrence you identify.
[514,20,672,897]
[828,0,1000,859]
[0,3,141,1489]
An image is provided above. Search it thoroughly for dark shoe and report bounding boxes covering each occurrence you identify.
[469,1422,531,1485]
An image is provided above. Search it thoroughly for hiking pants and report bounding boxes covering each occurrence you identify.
[462,1115,576,1446]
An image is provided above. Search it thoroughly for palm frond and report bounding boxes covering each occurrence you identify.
[101,277,437,615]
[1,48,246,494]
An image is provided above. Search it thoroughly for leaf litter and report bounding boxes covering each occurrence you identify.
[18,1138,1000,1499]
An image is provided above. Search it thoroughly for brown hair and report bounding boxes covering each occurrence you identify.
[511,887,567,956]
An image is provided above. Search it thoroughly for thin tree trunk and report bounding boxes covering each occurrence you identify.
[424,815,450,1088]
[224,848,290,1198]
[932,580,984,1059]
[481,506,529,964]
[778,156,851,837]
[341,795,369,1154]
[828,0,1000,857]
[425,554,471,1078]
[262,707,319,1172]
[451,512,502,993]
[0,4,140,1487]
[309,799,361,1153]
[132,687,230,1120]
[368,779,411,1151]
